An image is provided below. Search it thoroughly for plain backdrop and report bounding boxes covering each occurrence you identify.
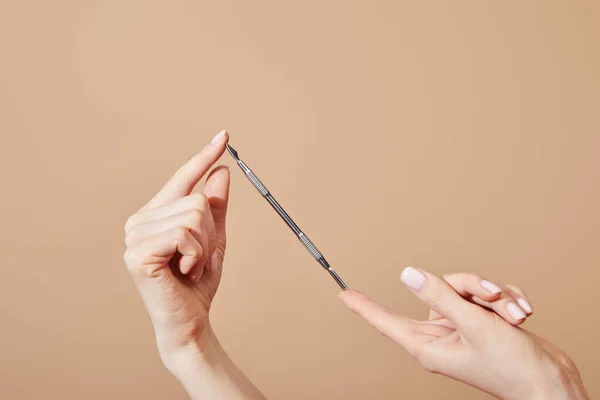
[1,1,599,399]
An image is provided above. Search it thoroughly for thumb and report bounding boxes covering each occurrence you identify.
[204,165,230,258]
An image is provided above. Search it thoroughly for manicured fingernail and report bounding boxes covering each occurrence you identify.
[507,302,526,320]
[517,298,533,314]
[401,266,426,291]
[211,129,227,144]
[188,268,201,282]
[481,280,502,294]
[187,260,205,282]
[207,252,218,271]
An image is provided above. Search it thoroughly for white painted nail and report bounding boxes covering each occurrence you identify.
[400,266,426,291]
[211,129,227,144]
[507,302,526,320]
[517,298,533,314]
[481,280,502,294]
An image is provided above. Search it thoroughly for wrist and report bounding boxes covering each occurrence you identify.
[156,323,267,400]
[524,363,589,400]
[156,322,219,378]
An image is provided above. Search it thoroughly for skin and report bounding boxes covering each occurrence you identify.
[338,268,590,400]
[124,130,267,400]
[124,130,589,399]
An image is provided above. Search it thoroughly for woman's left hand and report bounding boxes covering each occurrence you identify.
[339,268,590,400]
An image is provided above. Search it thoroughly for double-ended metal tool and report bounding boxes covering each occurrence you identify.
[226,143,349,290]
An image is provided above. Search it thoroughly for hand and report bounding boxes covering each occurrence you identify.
[124,130,267,400]
[339,267,590,400]
[124,129,230,366]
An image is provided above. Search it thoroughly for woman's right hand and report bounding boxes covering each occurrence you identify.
[339,268,590,400]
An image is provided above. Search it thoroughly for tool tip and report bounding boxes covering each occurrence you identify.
[225,143,239,161]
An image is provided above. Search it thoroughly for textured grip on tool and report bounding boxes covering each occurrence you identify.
[298,233,322,259]
[246,172,269,196]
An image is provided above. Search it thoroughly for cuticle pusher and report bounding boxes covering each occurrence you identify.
[225,143,349,290]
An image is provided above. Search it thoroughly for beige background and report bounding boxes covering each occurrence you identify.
[1,1,599,399]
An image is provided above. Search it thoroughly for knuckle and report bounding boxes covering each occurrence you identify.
[173,226,188,241]
[189,192,208,209]
[124,235,133,248]
[124,229,139,247]
[468,273,484,282]
[505,284,525,295]
[440,274,455,286]
[452,272,482,284]
[123,248,138,268]
[186,209,204,227]
[124,247,160,278]
[441,273,454,281]
[124,214,138,233]
[496,297,514,310]
[423,286,444,308]
[188,246,202,260]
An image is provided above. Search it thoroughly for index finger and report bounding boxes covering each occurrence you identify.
[338,290,421,357]
[141,129,229,211]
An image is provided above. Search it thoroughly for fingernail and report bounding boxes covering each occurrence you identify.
[207,252,218,271]
[211,129,227,144]
[517,298,533,314]
[507,302,526,320]
[401,266,426,291]
[481,280,502,294]
[189,266,203,283]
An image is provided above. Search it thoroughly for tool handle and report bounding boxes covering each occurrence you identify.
[246,170,269,196]
[298,233,323,260]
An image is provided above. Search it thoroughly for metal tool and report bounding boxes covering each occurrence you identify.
[226,143,349,290]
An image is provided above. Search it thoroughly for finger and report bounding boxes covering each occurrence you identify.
[126,209,211,282]
[187,209,214,283]
[443,273,503,302]
[185,193,218,284]
[504,284,533,315]
[438,273,532,325]
[126,209,208,248]
[429,273,502,321]
[201,196,217,257]
[128,194,216,280]
[203,165,230,259]
[338,290,421,357]
[125,193,210,234]
[469,284,531,325]
[124,227,203,279]
[140,129,229,211]
[400,267,489,338]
